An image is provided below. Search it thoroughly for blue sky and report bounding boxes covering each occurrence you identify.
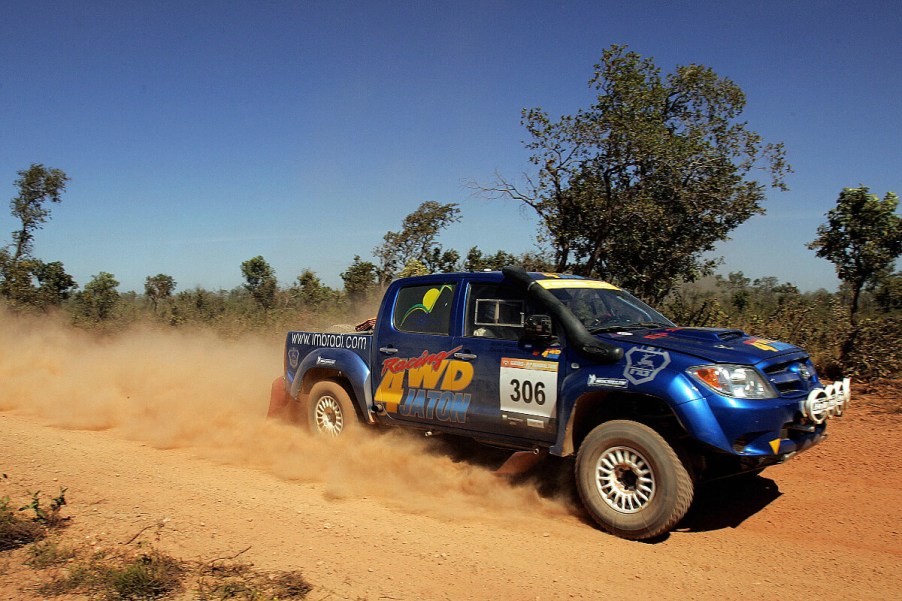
[2,1,899,294]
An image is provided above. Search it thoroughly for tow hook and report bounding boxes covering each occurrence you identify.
[787,423,816,433]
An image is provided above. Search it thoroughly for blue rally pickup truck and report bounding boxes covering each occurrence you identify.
[268,266,850,540]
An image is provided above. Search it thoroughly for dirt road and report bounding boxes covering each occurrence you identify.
[1,314,900,600]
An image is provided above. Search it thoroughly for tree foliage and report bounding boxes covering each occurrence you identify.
[397,258,430,278]
[874,272,902,313]
[145,274,176,311]
[293,269,338,310]
[32,260,78,307]
[341,255,378,303]
[483,44,789,302]
[464,247,518,272]
[240,256,277,310]
[75,272,120,322]
[0,164,73,309]
[808,187,901,324]
[373,201,461,283]
[8,164,69,263]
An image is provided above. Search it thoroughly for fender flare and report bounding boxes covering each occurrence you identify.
[290,348,374,423]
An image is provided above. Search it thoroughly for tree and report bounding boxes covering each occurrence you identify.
[0,252,35,305]
[8,164,69,263]
[716,271,751,313]
[481,45,789,302]
[77,272,120,321]
[294,269,336,310]
[240,256,277,310]
[341,255,378,303]
[464,247,553,273]
[464,247,518,272]
[373,201,461,283]
[145,274,176,311]
[33,260,77,307]
[424,247,460,274]
[1,164,70,307]
[808,186,902,327]
[397,258,430,278]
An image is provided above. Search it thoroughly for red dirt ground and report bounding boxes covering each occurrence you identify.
[1,316,899,600]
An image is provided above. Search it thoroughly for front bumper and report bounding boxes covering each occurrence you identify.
[675,378,851,459]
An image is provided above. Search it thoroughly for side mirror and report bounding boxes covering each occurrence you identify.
[523,314,553,340]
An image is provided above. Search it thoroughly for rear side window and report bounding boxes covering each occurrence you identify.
[393,283,455,335]
[465,283,528,340]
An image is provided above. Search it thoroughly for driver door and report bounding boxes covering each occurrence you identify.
[450,281,561,442]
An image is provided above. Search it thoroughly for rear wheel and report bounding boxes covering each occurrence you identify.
[307,381,357,437]
[575,420,693,540]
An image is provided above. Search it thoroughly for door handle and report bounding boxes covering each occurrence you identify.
[379,347,399,355]
[453,352,477,361]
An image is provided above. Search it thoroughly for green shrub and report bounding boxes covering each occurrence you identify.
[0,496,45,551]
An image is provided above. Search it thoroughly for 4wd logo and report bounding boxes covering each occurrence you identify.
[744,337,791,352]
[376,346,473,423]
[623,346,671,385]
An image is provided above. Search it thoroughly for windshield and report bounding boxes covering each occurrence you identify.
[548,285,674,332]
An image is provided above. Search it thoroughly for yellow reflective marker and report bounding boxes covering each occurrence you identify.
[769,439,782,454]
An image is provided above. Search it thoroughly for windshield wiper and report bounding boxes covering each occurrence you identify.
[588,321,671,334]
[635,321,672,328]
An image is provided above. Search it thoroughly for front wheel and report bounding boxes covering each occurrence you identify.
[307,381,357,437]
[575,420,693,540]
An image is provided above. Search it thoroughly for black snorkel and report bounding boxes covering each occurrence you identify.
[502,266,624,364]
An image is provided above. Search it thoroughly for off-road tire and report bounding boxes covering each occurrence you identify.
[307,381,357,437]
[575,420,693,540]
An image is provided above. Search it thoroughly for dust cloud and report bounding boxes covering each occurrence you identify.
[0,310,574,524]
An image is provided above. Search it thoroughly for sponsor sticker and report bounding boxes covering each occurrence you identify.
[623,346,671,385]
[375,346,473,423]
[587,375,628,388]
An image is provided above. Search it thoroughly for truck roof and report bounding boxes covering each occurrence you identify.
[392,270,620,290]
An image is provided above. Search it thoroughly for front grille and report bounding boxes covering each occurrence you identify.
[763,357,814,395]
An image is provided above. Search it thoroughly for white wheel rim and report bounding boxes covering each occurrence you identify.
[314,395,344,436]
[595,446,656,514]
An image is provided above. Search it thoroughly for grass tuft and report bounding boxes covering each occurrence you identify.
[0,495,48,551]
[25,538,78,568]
[4,487,311,600]
[105,550,185,600]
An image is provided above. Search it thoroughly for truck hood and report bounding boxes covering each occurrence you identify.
[602,327,806,365]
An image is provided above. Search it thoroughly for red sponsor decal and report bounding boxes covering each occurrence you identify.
[381,346,462,376]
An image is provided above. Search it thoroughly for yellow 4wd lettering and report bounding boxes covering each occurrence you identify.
[376,347,474,422]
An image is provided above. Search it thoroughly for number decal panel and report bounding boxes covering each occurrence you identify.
[499,358,558,418]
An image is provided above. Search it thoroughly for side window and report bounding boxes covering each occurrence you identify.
[466,283,527,340]
[393,283,455,335]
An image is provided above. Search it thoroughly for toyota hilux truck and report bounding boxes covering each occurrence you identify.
[268,266,850,540]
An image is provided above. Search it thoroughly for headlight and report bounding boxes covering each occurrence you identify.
[687,364,775,399]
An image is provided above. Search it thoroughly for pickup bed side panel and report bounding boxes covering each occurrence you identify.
[285,332,374,421]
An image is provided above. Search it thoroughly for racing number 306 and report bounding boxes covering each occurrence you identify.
[509,378,546,405]
[499,358,558,419]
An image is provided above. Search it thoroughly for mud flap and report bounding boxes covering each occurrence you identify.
[495,450,544,477]
[267,377,290,418]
